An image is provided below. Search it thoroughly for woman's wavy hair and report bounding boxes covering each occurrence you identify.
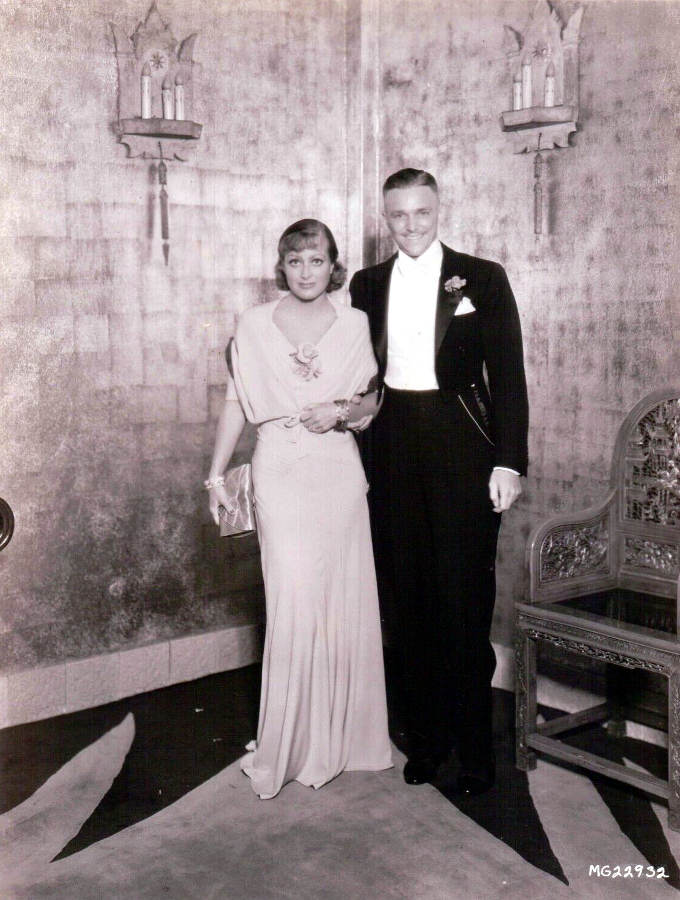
[275,219,347,293]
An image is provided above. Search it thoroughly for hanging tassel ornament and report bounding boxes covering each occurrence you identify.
[158,143,170,265]
[533,150,543,236]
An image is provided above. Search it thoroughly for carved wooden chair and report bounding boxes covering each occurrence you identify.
[515,386,680,829]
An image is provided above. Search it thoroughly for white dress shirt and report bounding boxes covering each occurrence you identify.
[383,239,518,476]
[385,240,443,391]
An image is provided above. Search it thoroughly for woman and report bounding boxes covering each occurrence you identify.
[206,219,392,799]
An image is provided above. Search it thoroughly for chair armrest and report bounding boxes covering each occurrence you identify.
[525,489,618,603]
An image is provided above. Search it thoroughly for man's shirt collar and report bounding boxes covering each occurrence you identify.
[397,240,443,277]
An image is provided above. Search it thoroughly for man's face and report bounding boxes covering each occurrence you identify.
[382,185,439,258]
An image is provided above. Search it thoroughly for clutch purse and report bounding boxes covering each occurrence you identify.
[219,463,256,538]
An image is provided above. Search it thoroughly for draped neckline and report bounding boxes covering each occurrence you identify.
[270,297,340,352]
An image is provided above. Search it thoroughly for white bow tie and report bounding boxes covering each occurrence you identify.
[398,253,440,278]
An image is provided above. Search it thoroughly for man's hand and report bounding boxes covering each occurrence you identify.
[489,469,522,513]
[348,415,373,433]
[348,393,374,432]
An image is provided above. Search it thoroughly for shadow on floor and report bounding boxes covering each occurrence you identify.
[0,665,261,859]
[0,660,677,890]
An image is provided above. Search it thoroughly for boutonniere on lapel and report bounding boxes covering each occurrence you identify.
[444,276,475,315]
[444,275,466,304]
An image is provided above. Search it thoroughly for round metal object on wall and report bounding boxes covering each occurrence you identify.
[0,498,15,552]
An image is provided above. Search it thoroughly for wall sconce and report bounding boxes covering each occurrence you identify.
[500,0,583,233]
[111,3,202,262]
[111,2,201,160]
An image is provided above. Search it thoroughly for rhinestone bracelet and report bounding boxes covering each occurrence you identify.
[204,475,225,491]
[334,399,350,432]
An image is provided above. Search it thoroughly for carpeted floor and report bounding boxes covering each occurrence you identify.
[0,664,677,899]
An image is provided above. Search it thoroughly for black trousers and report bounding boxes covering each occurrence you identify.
[370,387,501,771]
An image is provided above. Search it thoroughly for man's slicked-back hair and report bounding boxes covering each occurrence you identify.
[382,168,438,195]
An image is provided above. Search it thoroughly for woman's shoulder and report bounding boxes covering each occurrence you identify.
[334,298,369,328]
[236,300,276,332]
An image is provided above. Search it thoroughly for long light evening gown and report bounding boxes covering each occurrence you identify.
[227,295,393,799]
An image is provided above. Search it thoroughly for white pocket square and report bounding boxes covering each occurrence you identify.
[454,297,476,316]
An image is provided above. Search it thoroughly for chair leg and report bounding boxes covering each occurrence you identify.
[605,662,627,737]
[515,626,537,772]
[668,670,680,832]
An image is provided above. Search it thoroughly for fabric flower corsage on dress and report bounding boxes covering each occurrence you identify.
[290,343,323,381]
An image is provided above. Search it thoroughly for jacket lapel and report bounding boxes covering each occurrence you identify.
[434,244,461,356]
[373,254,396,373]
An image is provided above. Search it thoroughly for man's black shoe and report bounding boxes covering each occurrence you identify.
[454,771,495,797]
[403,754,445,785]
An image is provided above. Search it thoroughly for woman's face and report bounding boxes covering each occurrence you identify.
[282,238,334,302]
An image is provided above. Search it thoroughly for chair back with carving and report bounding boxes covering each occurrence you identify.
[613,387,680,600]
[527,386,680,608]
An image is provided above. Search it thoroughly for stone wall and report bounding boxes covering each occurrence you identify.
[376,0,680,642]
[2,0,679,676]
[0,0,352,671]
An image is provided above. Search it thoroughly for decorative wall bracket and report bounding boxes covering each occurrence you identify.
[111,3,202,161]
[500,0,583,154]
[0,498,14,552]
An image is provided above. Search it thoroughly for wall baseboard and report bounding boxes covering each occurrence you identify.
[0,633,667,751]
[0,622,262,730]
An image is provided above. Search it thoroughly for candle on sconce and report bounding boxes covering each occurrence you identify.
[162,73,174,120]
[174,72,185,120]
[141,62,152,119]
[522,52,532,109]
[544,60,556,108]
[512,70,522,111]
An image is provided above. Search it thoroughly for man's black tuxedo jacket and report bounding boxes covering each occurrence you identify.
[349,243,529,476]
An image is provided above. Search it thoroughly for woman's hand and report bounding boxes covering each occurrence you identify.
[208,483,232,525]
[207,397,247,526]
[300,402,339,434]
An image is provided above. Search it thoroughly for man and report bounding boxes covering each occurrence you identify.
[349,168,528,795]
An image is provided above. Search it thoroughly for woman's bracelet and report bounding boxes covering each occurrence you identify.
[204,475,225,491]
[334,399,350,432]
